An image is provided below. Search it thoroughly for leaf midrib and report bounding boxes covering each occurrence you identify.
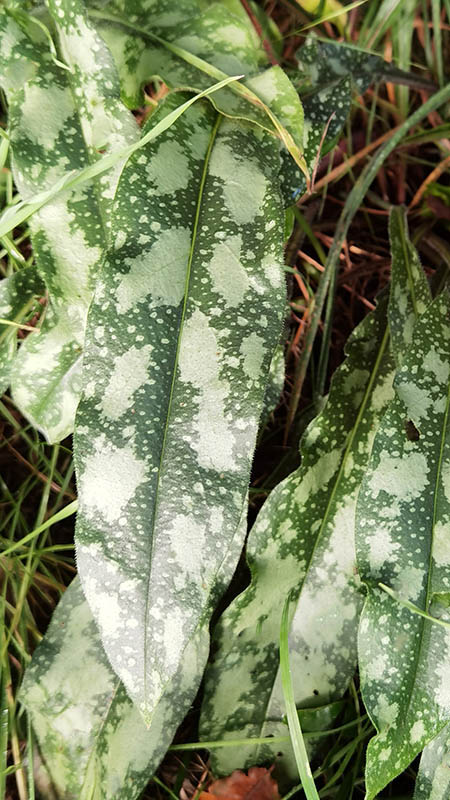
[142,112,222,714]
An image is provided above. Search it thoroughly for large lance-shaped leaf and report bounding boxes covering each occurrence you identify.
[20,505,248,799]
[199,212,431,778]
[74,94,286,722]
[414,719,450,800]
[22,579,179,800]
[0,1,138,441]
[356,292,450,799]
[88,0,305,171]
[0,267,45,394]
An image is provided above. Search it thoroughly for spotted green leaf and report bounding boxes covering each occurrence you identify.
[280,72,351,202]
[199,294,395,780]
[74,92,286,723]
[89,0,305,172]
[414,722,450,800]
[356,292,450,799]
[21,501,248,799]
[0,0,138,442]
[0,267,45,394]
[281,37,355,201]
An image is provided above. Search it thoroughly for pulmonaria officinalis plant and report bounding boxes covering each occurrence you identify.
[2,0,450,798]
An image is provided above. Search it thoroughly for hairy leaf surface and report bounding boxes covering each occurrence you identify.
[356,292,450,799]
[0,0,138,441]
[0,267,44,394]
[74,95,286,722]
[261,342,285,425]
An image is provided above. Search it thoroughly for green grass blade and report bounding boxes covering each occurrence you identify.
[1,501,77,558]
[280,595,320,800]
[0,665,7,800]
[431,0,444,87]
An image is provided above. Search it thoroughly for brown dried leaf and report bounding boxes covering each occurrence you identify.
[198,766,280,800]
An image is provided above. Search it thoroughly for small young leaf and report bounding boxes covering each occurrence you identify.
[0,267,44,395]
[74,95,286,723]
[281,35,419,201]
[356,292,450,799]
[388,206,431,366]
[0,0,138,441]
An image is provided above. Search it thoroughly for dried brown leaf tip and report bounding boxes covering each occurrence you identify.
[199,766,280,800]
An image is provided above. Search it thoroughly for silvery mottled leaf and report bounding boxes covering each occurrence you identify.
[0,267,44,394]
[74,94,286,723]
[356,292,450,799]
[21,501,248,799]
[0,0,138,441]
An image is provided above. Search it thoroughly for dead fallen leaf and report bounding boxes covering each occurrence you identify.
[198,766,280,800]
